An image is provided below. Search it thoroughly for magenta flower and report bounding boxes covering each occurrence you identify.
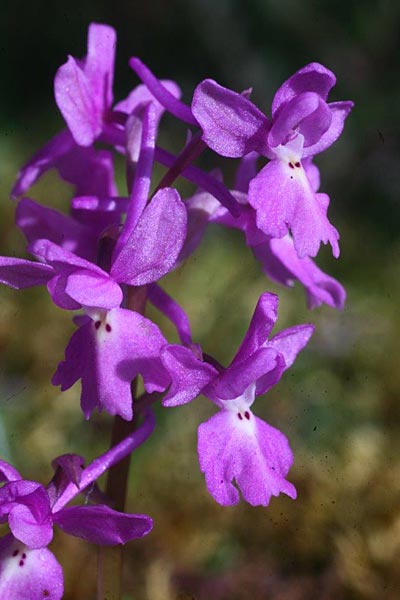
[12,23,181,200]
[182,157,345,310]
[0,204,181,419]
[12,23,118,199]
[54,23,116,147]
[161,292,313,506]
[129,59,352,257]
[1,96,188,421]
[192,64,353,258]
[52,308,170,420]
[0,412,154,598]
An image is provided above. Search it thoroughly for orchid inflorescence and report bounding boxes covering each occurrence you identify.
[0,22,353,598]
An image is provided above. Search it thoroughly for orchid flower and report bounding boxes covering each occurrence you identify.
[160,292,314,506]
[0,411,154,599]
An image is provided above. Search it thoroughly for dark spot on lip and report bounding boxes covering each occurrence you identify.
[288,162,295,169]
[43,591,50,598]
[94,321,101,330]
[105,323,112,332]
[22,552,26,559]
[295,161,301,168]
[238,413,243,420]
[19,559,24,567]
[244,411,250,420]
[12,549,19,557]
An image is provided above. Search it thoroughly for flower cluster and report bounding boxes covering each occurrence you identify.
[0,22,353,597]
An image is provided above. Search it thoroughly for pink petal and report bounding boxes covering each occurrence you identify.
[198,411,296,506]
[268,324,314,369]
[0,535,63,600]
[232,292,279,364]
[85,23,116,110]
[249,160,340,258]
[272,63,336,116]
[53,309,169,420]
[54,56,100,146]
[0,258,53,290]
[53,504,152,544]
[161,345,218,407]
[111,188,187,286]
[302,101,354,157]
[192,79,270,157]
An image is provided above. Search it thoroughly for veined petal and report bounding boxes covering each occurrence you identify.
[0,534,63,600]
[85,23,116,110]
[111,188,187,286]
[8,505,53,549]
[64,269,122,309]
[302,101,354,157]
[0,483,53,549]
[29,239,110,277]
[53,309,169,420]
[53,504,152,544]
[161,345,218,407]
[0,461,21,484]
[248,159,339,258]
[54,56,100,146]
[272,63,336,116]
[0,257,53,289]
[47,273,81,310]
[268,92,321,148]
[198,411,296,506]
[232,292,279,364]
[211,347,284,400]
[267,324,314,369]
[192,79,270,157]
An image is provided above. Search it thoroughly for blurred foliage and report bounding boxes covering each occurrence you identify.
[1,0,400,599]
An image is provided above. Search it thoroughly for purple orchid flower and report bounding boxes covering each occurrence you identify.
[0,412,154,599]
[182,155,345,310]
[191,64,353,258]
[52,309,170,420]
[1,101,188,420]
[128,60,353,258]
[54,23,116,147]
[11,23,181,200]
[0,206,181,420]
[160,292,314,506]
[12,22,118,199]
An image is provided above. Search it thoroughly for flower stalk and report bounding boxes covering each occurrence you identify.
[97,285,148,600]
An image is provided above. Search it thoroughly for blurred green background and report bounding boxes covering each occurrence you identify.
[1,1,400,598]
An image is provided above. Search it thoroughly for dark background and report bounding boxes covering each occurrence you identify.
[0,1,399,598]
